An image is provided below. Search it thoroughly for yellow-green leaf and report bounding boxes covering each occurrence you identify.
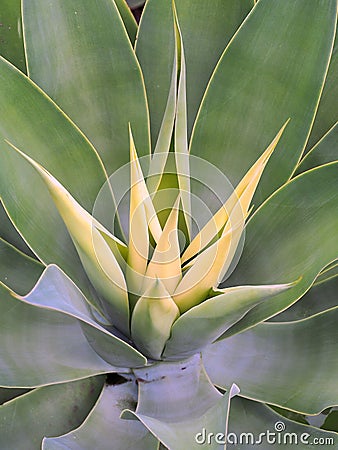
[5,141,130,335]
[182,122,288,264]
[145,196,182,294]
[131,279,180,360]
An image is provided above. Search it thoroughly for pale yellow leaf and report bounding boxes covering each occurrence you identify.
[181,121,289,265]
[145,196,182,294]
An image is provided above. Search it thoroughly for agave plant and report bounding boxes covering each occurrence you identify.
[0,0,337,448]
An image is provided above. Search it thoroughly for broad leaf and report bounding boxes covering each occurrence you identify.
[182,122,287,265]
[114,0,138,44]
[136,0,254,145]
[43,382,158,450]
[6,142,130,333]
[23,0,150,176]
[123,355,240,450]
[0,0,26,72]
[322,409,338,433]
[131,279,179,360]
[271,271,338,322]
[220,163,338,337]
[0,377,104,450]
[0,58,108,302]
[0,387,30,405]
[305,36,337,152]
[190,0,336,204]
[164,283,292,360]
[227,397,337,449]
[18,265,146,369]
[0,202,34,256]
[0,237,43,294]
[0,282,127,387]
[296,123,338,174]
[203,308,338,415]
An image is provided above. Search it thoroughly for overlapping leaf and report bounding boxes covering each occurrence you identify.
[136,0,254,144]
[228,397,337,449]
[23,0,149,174]
[0,377,104,450]
[164,283,293,360]
[220,162,338,338]
[0,237,43,294]
[43,381,158,450]
[190,0,336,204]
[203,308,338,415]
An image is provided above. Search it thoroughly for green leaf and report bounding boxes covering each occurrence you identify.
[190,0,336,204]
[163,283,293,360]
[0,0,26,72]
[136,0,254,146]
[43,382,159,450]
[0,387,30,405]
[296,123,338,175]
[0,57,108,302]
[0,282,126,387]
[123,354,240,450]
[23,0,150,176]
[305,36,338,152]
[322,410,338,433]
[114,0,138,44]
[0,202,34,256]
[270,271,338,322]
[18,265,146,369]
[227,397,337,449]
[131,279,179,360]
[315,262,338,285]
[220,163,338,338]
[0,237,43,294]
[6,141,130,333]
[0,376,104,450]
[173,4,191,237]
[203,308,338,415]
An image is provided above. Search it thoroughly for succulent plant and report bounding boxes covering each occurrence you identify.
[0,0,337,449]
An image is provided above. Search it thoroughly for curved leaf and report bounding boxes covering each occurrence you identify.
[23,0,150,176]
[322,409,338,433]
[131,279,179,360]
[0,57,108,301]
[164,283,292,360]
[6,142,130,333]
[123,355,240,450]
[0,0,26,71]
[190,0,336,204]
[114,0,138,44]
[182,122,287,265]
[0,237,43,294]
[305,36,338,152]
[221,163,338,338]
[227,397,337,449]
[145,197,181,294]
[18,265,146,369]
[296,123,338,175]
[0,202,34,256]
[0,282,125,387]
[270,271,338,322]
[203,308,338,415]
[136,0,254,145]
[43,382,158,450]
[0,387,30,405]
[0,376,104,450]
